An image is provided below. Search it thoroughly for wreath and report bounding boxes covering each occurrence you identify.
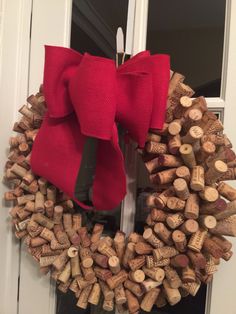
[3,46,236,313]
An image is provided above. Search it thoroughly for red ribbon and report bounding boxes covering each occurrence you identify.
[31,46,170,210]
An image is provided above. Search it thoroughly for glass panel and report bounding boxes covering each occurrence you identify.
[135,109,224,314]
[56,0,128,313]
[146,0,226,97]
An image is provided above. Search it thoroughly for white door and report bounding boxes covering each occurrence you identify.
[0,1,236,314]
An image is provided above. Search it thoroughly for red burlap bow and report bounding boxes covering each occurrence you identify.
[31,46,170,210]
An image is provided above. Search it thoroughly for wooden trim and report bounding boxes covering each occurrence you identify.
[17,1,72,314]
[0,1,33,314]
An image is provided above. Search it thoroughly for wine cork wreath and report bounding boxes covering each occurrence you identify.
[3,72,236,313]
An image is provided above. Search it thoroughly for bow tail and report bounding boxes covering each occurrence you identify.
[93,124,126,210]
[31,114,90,209]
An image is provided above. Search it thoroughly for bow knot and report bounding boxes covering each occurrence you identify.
[31,46,170,210]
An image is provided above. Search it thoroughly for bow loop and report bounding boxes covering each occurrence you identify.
[69,53,117,140]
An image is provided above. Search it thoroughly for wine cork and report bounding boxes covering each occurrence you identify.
[124,279,143,298]
[150,208,167,222]
[22,170,35,185]
[151,168,177,185]
[123,242,135,268]
[76,284,93,309]
[218,168,236,181]
[94,266,112,281]
[146,255,170,268]
[71,214,82,232]
[164,265,182,289]
[217,182,236,201]
[179,144,196,168]
[80,247,93,268]
[153,246,179,261]
[40,227,55,242]
[90,223,104,244]
[168,119,182,135]
[173,178,190,200]
[199,215,217,229]
[154,223,173,246]
[81,265,95,281]
[98,242,117,258]
[145,141,168,154]
[163,279,181,306]
[106,270,128,290]
[176,165,191,182]
[172,230,187,252]
[166,213,184,229]
[114,231,126,261]
[58,280,72,294]
[146,193,158,208]
[125,289,140,313]
[211,235,232,252]
[141,288,160,312]
[44,200,54,218]
[180,219,199,235]
[62,213,72,231]
[200,198,227,215]
[53,206,63,224]
[182,126,203,144]
[145,157,161,174]
[103,299,114,311]
[196,141,216,164]
[190,166,205,191]
[71,255,81,278]
[205,119,224,134]
[182,280,201,296]
[93,253,108,268]
[182,265,196,283]
[32,213,54,229]
[10,163,27,178]
[215,200,236,220]
[77,276,97,290]
[205,160,228,185]
[188,229,208,252]
[141,279,162,294]
[128,255,146,271]
[203,237,224,258]
[187,251,206,269]
[58,261,71,283]
[77,227,91,248]
[168,134,181,154]
[170,254,189,268]
[34,191,45,212]
[222,250,233,261]
[88,283,101,305]
[154,187,175,209]
[143,228,164,248]
[135,242,153,255]
[167,197,185,211]
[24,201,35,212]
[65,229,80,247]
[114,284,127,305]
[201,133,225,145]
[186,108,203,124]
[146,132,161,143]
[55,230,70,245]
[184,193,199,219]
[90,236,113,252]
[129,269,145,283]
[142,266,165,282]
[158,154,183,168]
[39,255,57,267]
[108,256,121,274]
[199,186,219,202]
[46,185,57,203]
[99,280,115,300]
[53,250,69,271]
[155,290,167,308]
